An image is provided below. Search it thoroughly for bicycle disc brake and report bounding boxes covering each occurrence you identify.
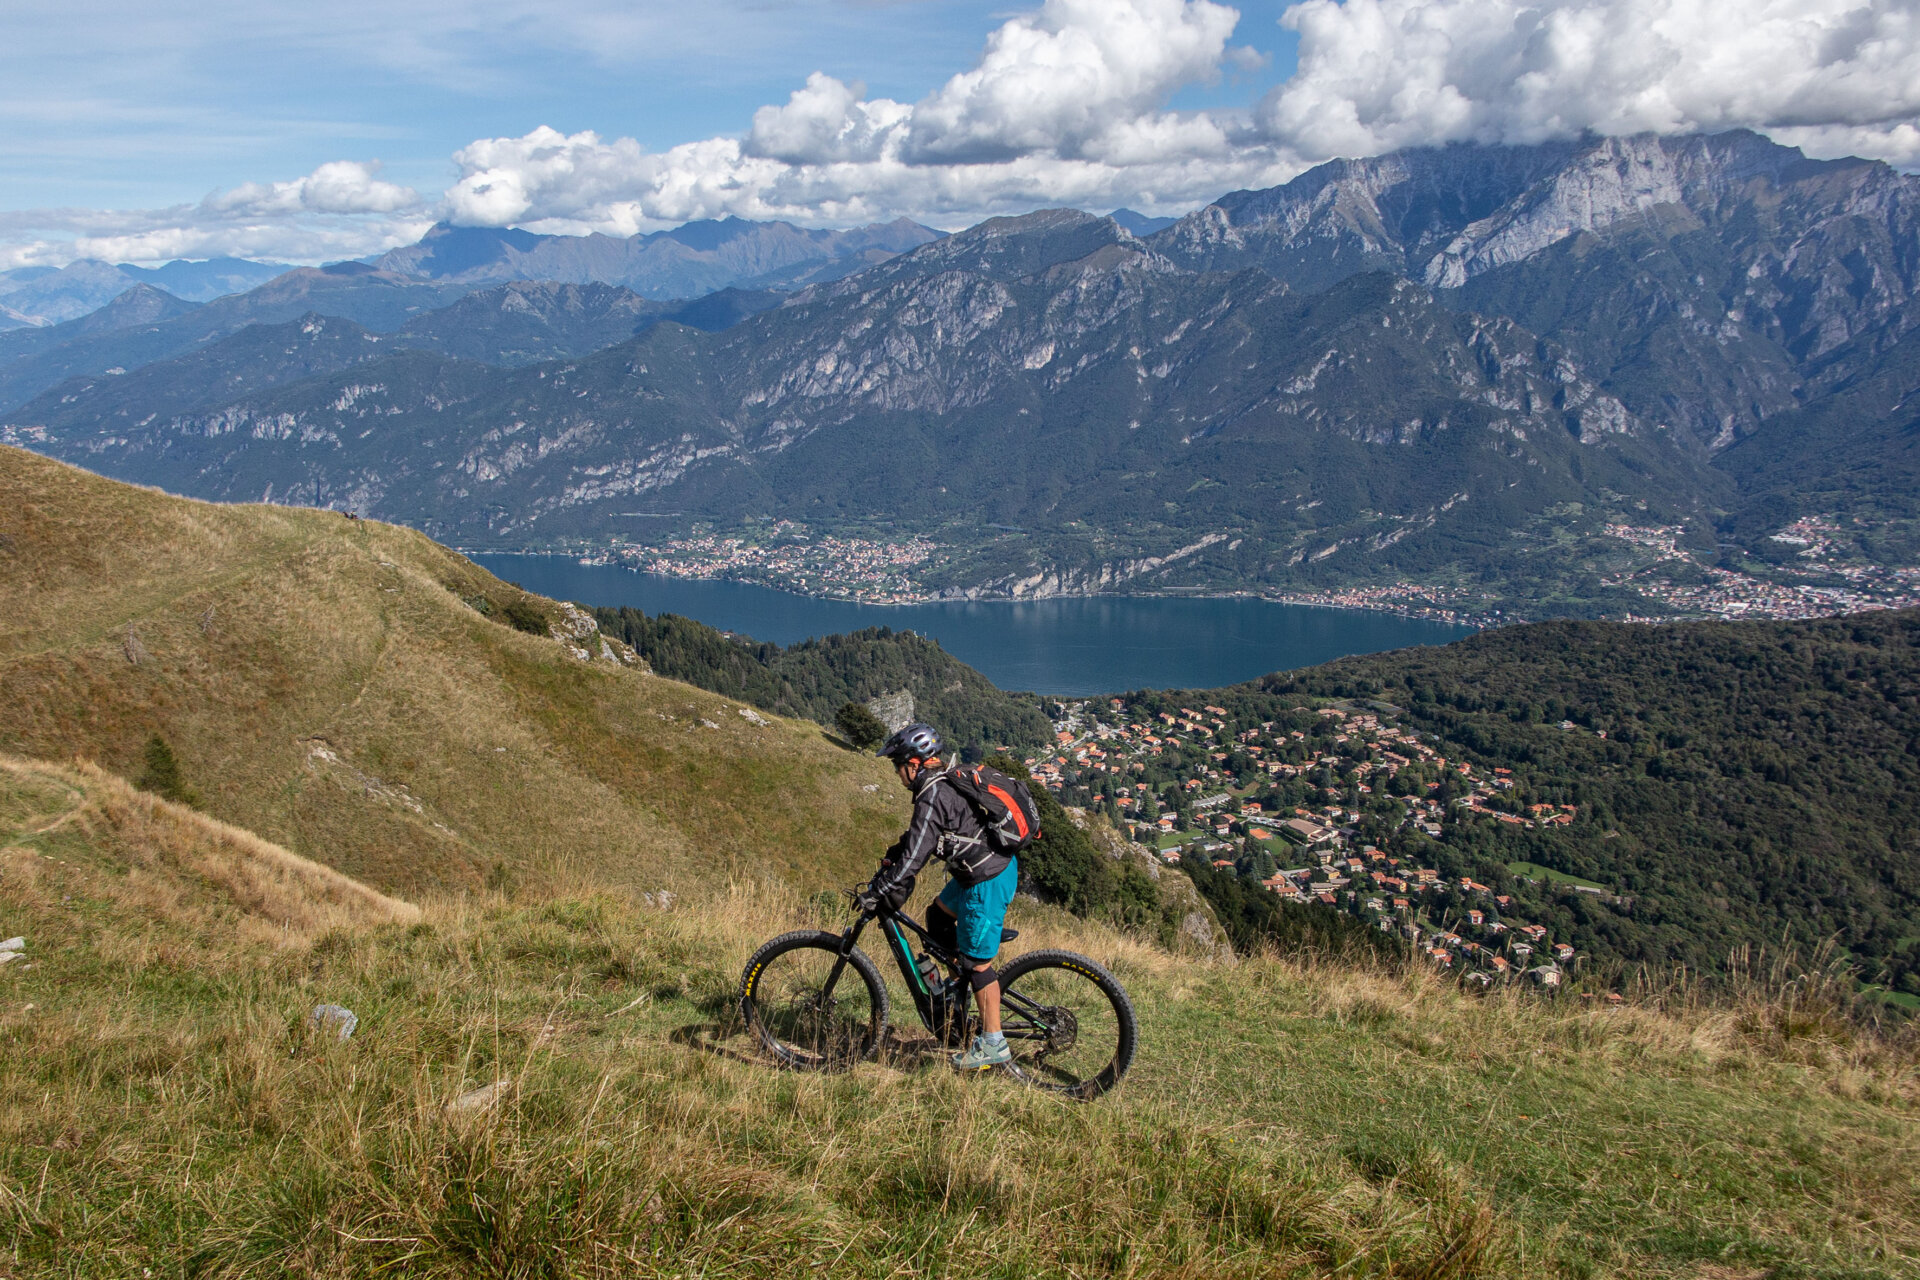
[1036,1005,1078,1055]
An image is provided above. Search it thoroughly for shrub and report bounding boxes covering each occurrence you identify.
[834,702,888,750]
[501,598,550,636]
[136,734,202,808]
[986,755,1116,916]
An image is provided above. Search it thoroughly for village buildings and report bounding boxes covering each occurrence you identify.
[1025,695,1592,985]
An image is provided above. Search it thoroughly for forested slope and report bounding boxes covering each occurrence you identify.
[1240,610,1920,985]
[592,607,1051,751]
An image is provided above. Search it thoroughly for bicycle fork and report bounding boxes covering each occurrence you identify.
[816,916,869,1005]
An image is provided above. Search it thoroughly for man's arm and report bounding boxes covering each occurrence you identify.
[871,786,944,897]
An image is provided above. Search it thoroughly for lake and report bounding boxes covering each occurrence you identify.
[469,555,1477,696]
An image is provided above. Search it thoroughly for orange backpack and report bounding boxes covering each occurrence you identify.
[946,765,1042,854]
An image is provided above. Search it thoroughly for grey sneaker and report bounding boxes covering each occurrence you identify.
[952,1035,1012,1071]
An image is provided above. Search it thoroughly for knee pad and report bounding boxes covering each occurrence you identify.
[967,965,999,994]
[928,907,958,955]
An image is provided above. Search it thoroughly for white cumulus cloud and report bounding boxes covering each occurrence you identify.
[0,160,428,269]
[747,73,912,166]
[440,0,1275,235]
[902,0,1242,163]
[7,0,1920,268]
[200,160,420,218]
[1258,0,1920,167]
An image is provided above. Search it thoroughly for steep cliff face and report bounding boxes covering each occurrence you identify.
[1155,140,1582,290]
[11,218,1703,592]
[1154,131,1920,450]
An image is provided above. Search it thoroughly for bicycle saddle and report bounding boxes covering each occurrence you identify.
[1001,928,1019,942]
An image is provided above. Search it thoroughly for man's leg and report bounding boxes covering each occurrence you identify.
[937,888,1000,1028]
[927,899,959,962]
[949,858,1019,1069]
[969,958,1001,1035]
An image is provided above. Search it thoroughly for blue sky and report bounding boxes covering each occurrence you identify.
[8,4,1073,206]
[3,1,1297,209]
[2,0,1915,266]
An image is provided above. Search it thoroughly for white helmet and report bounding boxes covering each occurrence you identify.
[877,722,943,764]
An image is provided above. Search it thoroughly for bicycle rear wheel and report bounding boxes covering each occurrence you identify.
[739,930,889,1071]
[996,949,1137,1100]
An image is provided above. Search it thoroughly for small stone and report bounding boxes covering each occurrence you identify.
[310,1004,358,1041]
[449,1079,511,1112]
[0,938,23,952]
[0,953,21,967]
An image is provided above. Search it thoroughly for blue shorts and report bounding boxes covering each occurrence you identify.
[935,856,1019,961]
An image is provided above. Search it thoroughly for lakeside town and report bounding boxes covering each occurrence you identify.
[587,524,942,604]
[1600,519,1920,621]
[584,515,1920,625]
[1025,695,1626,991]
[1263,582,1498,626]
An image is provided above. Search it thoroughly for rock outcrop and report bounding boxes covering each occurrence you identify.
[1073,808,1235,964]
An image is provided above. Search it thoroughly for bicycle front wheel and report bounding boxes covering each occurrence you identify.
[997,949,1137,1100]
[739,930,889,1071]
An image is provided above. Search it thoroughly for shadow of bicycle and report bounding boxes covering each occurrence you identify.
[670,1020,959,1073]
[669,1021,765,1067]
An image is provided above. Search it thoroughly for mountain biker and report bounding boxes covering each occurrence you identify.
[862,722,1019,1072]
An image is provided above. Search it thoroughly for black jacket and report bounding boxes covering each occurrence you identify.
[874,767,1011,895]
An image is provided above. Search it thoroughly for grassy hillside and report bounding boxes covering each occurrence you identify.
[0,444,904,899]
[0,752,417,942]
[2,844,1914,1278]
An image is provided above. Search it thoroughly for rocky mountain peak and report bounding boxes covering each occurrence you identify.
[850,208,1136,289]
[68,284,199,335]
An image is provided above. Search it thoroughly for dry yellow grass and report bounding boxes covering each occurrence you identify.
[3,860,1913,1278]
[0,445,903,900]
[1,753,417,946]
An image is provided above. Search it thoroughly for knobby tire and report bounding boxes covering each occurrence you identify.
[739,930,889,1072]
[996,948,1138,1100]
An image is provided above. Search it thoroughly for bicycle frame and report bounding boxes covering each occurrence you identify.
[826,903,1056,1046]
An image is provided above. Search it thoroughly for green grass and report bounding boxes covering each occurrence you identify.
[1507,861,1607,891]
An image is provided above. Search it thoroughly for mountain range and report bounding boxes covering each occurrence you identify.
[0,256,290,328]
[373,216,942,297]
[7,129,1919,614]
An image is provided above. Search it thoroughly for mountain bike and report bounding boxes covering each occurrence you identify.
[738,890,1137,1100]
